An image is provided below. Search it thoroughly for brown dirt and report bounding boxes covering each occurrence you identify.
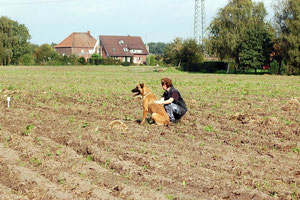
[0,67,299,200]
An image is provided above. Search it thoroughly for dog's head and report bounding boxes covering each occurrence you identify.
[131,83,144,96]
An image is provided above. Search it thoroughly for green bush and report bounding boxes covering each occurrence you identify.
[157,59,164,67]
[89,58,103,65]
[47,60,63,66]
[121,61,130,66]
[103,57,121,65]
[146,55,151,65]
[130,57,134,65]
[87,57,122,65]
[270,60,279,75]
[19,54,34,66]
[146,54,156,66]
[150,55,156,66]
[78,57,86,65]
[182,61,228,73]
[60,54,78,65]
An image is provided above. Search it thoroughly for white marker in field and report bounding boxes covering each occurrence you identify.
[7,97,11,108]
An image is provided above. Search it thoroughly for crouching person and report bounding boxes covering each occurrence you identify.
[154,77,187,123]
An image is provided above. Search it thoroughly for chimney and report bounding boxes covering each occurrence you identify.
[88,31,91,35]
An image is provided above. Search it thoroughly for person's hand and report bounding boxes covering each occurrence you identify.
[154,100,163,104]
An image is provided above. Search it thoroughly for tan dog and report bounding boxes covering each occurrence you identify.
[131,83,169,126]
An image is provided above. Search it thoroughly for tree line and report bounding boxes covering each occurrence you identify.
[206,0,299,74]
[0,16,92,66]
[150,0,299,74]
[0,0,299,74]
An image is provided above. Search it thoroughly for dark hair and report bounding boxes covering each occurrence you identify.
[161,77,173,88]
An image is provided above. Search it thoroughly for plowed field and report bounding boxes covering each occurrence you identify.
[0,66,299,200]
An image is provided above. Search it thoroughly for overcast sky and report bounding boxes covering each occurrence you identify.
[0,0,274,45]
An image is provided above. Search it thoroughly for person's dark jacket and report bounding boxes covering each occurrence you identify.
[162,86,187,112]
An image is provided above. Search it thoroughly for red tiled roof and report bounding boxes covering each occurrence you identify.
[99,35,148,57]
[55,32,97,48]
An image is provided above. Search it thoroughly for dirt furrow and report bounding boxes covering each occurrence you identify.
[0,143,76,200]
[0,124,168,200]
[1,77,299,200]
[0,183,29,200]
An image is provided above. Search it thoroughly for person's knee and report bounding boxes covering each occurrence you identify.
[164,104,172,111]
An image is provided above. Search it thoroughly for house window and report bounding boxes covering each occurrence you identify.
[81,49,85,53]
[119,40,124,45]
[123,48,128,52]
[139,57,141,61]
[130,49,142,54]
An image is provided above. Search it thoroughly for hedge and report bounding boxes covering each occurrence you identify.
[87,57,121,65]
[182,61,228,73]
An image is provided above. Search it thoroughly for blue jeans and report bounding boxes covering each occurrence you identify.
[164,103,186,122]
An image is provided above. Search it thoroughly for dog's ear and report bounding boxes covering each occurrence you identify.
[140,83,144,88]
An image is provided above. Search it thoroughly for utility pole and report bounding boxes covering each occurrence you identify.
[194,0,205,45]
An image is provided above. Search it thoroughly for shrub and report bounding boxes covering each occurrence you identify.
[121,61,130,66]
[130,57,134,65]
[103,57,118,65]
[78,57,86,65]
[19,54,34,66]
[88,57,103,65]
[87,57,124,66]
[47,60,63,66]
[150,55,156,66]
[157,59,164,67]
[182,61,228,73]
[270,60,279,75]
[88,54,103,65]
[146,55,151,65]
[146,54,156,66]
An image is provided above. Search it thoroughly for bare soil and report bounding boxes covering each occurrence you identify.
[0,66,299,200]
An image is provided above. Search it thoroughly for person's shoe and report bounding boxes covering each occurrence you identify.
[174,119,181,123]
[170,119,180,124]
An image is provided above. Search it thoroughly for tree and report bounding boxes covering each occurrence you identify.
[0,16,31,65]
[19,54,34,66]
[11,22,31,64]
[206,0,272,71]
[271,41,284,74]
[239,25,274,73]
[162,38,204,69]
[33,44,58,65]
[274,0,300,74]
[163,37,183,65]
[150,55,155,66]
[147,42,168,54]
[180,39,204,69]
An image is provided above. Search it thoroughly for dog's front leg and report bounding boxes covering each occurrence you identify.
[141,107,148,124]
